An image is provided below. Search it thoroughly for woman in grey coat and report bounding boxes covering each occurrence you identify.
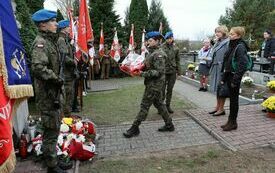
[208,26,230,116]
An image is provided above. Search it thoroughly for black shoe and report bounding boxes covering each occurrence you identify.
[208,110,217,114]
[213,111,225,116]
[202,87,208,92]
[198,87,204,91]
[123,125,140,138]
[47,166,68,173]
[166,105,174,114]
[158,123,175,132]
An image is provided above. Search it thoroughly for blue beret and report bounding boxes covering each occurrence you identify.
[146,31,163,40]
[58,20,70,29]
[32,9,57,22]
[164,31,173,39]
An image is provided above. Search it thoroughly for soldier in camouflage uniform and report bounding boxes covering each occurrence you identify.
[123,31,174,138]
[100,44,111,79]
[31,10,67,173]
[57,20,76,117]
[161,31,181,113]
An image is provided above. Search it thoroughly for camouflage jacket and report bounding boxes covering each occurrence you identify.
[142,46,167,90]
[31,31,62,111]
[161,43,181,74]
[57,32,76,82]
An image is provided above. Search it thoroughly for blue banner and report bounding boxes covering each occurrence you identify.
[0,1,33,98]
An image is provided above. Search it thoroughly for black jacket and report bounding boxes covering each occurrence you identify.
[269,38,275,56]
[259,37,275,58]
[221,39,249,85]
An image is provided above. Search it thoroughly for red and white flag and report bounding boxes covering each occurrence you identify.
[127,24,134,54]
[67,8,74,40]
[77,0,94,62]
[110,28,121,62]
[141,29,148,57]
[99,23,104,57]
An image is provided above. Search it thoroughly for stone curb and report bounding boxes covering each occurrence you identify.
[184,110,238,152]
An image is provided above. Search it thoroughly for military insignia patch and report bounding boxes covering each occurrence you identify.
[37,44,44,48]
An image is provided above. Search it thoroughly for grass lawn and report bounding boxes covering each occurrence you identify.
[80,145,275,173]
[83,84,194,125]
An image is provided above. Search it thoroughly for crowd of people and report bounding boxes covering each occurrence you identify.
[29,7,275,173]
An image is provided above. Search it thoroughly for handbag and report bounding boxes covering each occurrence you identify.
[206,60,212,68]
[217,82,230,97]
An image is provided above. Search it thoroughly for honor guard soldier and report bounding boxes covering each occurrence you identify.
[161,31,181,113]
[57,20,76,117]
[123,31,175,138]
[31,9,67,173]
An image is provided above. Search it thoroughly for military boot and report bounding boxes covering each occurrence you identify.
[123,125,140,138]
[222,120,237,131]
[158,122,175,132]
[47,166,68,173]
[166,105,174,114]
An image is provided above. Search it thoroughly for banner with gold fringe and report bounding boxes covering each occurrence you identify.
[0,1,33,99]
[0,1,34,172]
[0,75,15,173]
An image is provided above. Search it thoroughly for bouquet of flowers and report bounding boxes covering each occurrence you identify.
[57,116,96,161]
[120,53,145,76]
[241,76,254,86]
[31,116,97,162]
[187,63,195,71]
[267,80,275,91]
[261,96,275,113]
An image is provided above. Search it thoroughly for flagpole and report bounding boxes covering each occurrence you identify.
[159,22,163,44]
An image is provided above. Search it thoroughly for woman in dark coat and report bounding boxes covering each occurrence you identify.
[220,26,249,131]
[208,26,229,116]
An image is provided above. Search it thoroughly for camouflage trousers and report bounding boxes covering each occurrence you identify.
[162,72,177,106]
[133,86,172,126]
[64,80,74,117]
[40,109,61,168]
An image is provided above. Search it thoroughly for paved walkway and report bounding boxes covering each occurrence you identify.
[96,116,217,157]
[186,104,275,151]
[15,77,274,172]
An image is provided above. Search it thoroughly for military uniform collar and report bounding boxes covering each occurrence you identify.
[38,31,58,42]
[59,31,67,38]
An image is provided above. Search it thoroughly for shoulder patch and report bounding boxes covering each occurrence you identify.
[37,44,44,48]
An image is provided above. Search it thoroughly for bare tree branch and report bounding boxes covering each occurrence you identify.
[54,0,75,18]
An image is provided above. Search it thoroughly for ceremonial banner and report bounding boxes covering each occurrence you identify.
[0,2,33,99]
[0,76,15,173]
[141,29,148,57]
[110,29,121,62]
[77,0,93,62]
[99,23,104,57]
[67,8,75,40]
[0,1,33,172]
[127,24,135,54]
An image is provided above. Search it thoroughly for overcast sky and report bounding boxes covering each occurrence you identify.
[44,0,232,40]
